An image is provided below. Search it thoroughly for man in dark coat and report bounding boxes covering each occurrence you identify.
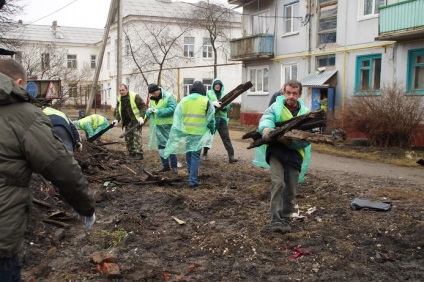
[0,58,95,281]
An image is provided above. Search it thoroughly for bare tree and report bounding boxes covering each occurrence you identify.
[19,43,95,106]
[190,0,236,78]
[123,18,192,88]
[0,0,24,50]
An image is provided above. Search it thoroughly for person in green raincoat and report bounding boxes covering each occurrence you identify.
[202,78,238,163]
[73,114,110,140]
[162,81,215,188]
[255,80,311,234]
[146,83,178,173]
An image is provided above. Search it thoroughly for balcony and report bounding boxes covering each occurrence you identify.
[229,34,274,61]
[376,0,424,41]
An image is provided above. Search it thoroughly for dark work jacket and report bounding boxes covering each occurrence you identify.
[0,73,94,258]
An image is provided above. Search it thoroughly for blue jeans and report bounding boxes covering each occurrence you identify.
[158,145,177,169]
[0,255,21,282]
[269,156,299,224]
[186,149,201,186]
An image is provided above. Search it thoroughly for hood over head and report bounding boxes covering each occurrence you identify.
[148,83,160,93]
[190,81,206,96]
[0,73,30,106]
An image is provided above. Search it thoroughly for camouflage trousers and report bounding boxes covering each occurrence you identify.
[124,123,143,155]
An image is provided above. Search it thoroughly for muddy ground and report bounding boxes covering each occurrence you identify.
[22,127,423,281]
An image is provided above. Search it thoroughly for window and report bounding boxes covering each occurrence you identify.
[107,52,110,69]
[68,83,78,97]
[316,54,336,67]
[248,66,269,94]
[203,38,212,58]
[281,64,297,84]
[251,10,270,34]
[355,54,382,93]
[125,36,130,56]
[14,51,22,63]
[91,55,96,69]
[183,78,194,96]
[67,54,77,69]
[318,2,337,44]
[41,53,50,70]
[284,2,299,34]
[361,0,386,17]
[184,37,194,58]
[203,79,213,91]
[407,49,424,95]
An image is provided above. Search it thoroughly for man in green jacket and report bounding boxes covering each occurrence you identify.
[0,58,96,281]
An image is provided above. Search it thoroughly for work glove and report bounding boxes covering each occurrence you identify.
[84,212,96,230]
[147,108,157,114]
[212,101,222,108]
[262,128,274,141]
[112,119,119,126]
[138,117,145,125]
[75,141,83,152]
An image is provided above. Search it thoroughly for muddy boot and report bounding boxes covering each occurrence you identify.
[134,153,143,160]
[229,156,238,163]
[156,167,170,173]
[271,220,291,234]
[171,167,178,174]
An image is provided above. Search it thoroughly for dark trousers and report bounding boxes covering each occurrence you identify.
[0,255,21,282]
[158,145,177,168]
[203,121,234,157]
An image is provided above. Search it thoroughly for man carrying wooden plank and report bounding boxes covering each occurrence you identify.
[256,80,311,234]
[203,78,238,163]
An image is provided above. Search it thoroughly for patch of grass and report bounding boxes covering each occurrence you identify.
[95,228,128,249]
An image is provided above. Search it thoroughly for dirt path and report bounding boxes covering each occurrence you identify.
[110,126,424,185]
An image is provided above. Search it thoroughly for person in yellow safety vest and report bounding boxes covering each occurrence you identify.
[319,97,328,111]
[73,114,110,140]
[113,84,147,160]
[146,83,178,174]
[162,81,215,188]
[42,106,82,153]
[257,80,311,234]
[203,78,238,163]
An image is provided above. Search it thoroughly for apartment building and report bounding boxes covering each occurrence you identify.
[228,0,424,145]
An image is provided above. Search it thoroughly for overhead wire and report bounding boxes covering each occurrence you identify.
[25,0,78,25]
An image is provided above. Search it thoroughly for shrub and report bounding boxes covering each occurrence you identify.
[335,82,424,148]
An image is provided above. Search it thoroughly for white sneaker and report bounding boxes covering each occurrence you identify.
[202,155,208,161]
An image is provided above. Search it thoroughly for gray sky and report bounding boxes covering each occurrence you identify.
[18,0,233,29]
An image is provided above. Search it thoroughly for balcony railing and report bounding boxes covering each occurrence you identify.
[376,0,424,41]
[229,34,274,61]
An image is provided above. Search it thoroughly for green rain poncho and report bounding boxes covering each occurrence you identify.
[162,93,215,158]
[253,95,312,183]
[146,88,177,150]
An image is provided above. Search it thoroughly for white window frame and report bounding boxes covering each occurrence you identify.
[281,64,298,86]
[251,10,270,35]
[184,37,195,58]
[284,2,299,35]
[107,52,110,69]
[203,38,212,58]
[358,0,386,20]
[318,2,337,45]
[203,78,213,91]
[91,55,96,69]
[183,78,194,97]
[67,54,77,69]
[248,66,269,95]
